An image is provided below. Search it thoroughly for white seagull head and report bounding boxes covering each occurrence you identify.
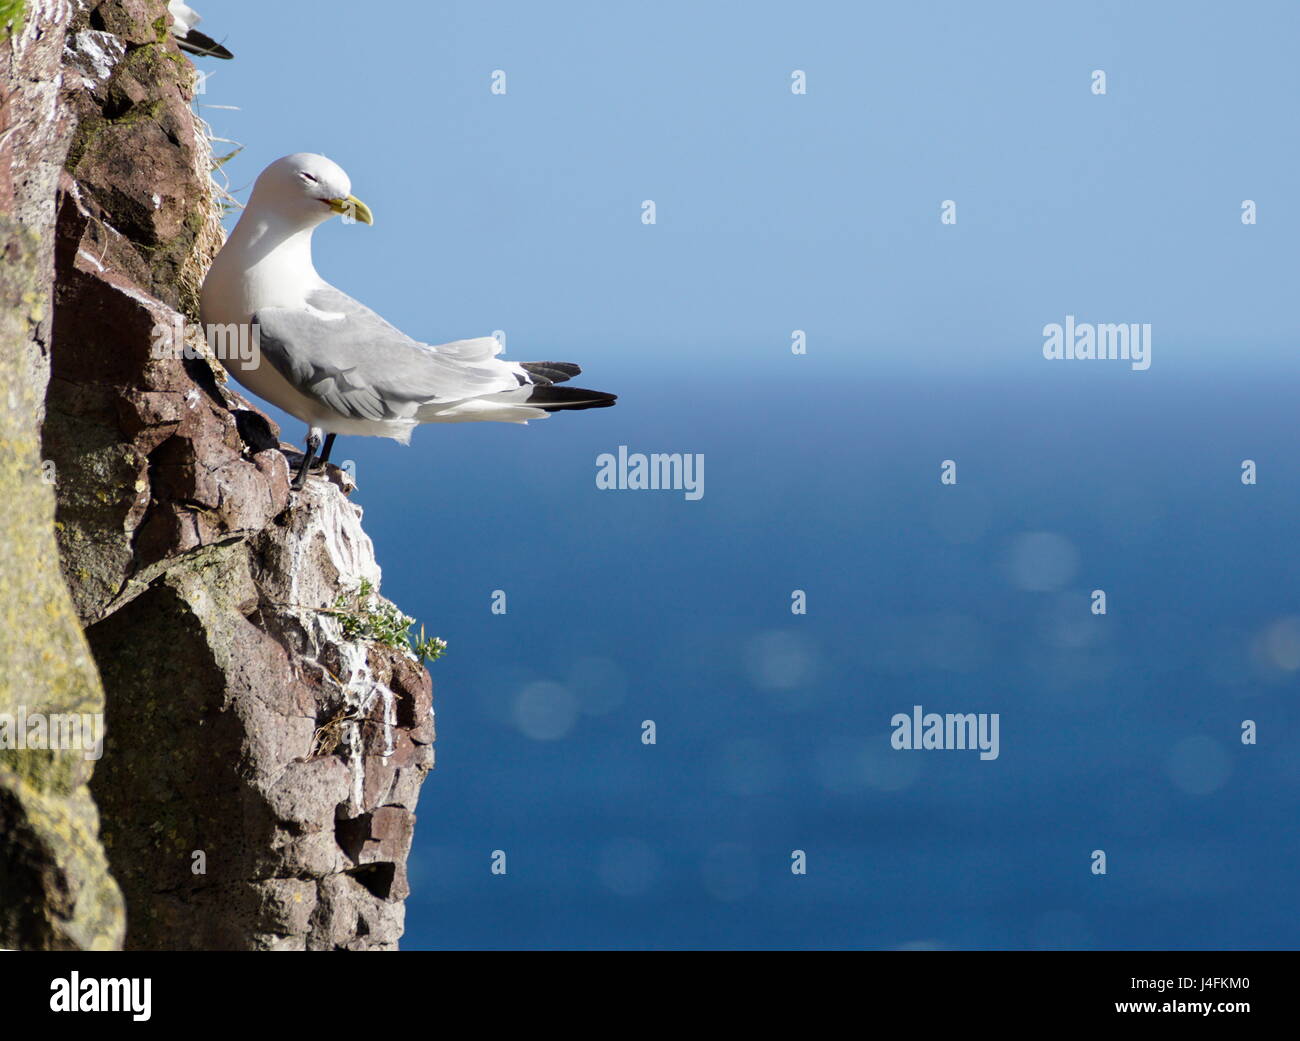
[247,153,373,230]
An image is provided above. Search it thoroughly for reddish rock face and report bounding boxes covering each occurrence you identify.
[38,1,436,951]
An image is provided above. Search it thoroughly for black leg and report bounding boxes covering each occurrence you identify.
[293,428,322,490]
[317,433,336,468]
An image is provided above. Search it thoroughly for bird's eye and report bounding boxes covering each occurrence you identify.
[300,172,319,184]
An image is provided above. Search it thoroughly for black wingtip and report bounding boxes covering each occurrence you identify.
[527,385,617,412]
[177,31,234,59]
[520,361,582,385]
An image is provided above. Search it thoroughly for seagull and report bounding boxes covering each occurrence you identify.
[200,154,616,489]
[168,1,234,59]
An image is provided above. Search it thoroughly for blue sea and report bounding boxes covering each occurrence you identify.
[339,353,1300,950]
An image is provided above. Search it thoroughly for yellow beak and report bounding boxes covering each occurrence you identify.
[328,194,374,225]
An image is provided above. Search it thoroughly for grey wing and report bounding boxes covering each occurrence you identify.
[252,288,524,422]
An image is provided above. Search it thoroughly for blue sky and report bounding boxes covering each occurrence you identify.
[209,0,1299,365]
[204,1,1300,949]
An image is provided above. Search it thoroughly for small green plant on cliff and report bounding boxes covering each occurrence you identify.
[408,623,448,665]
[331,580,447,664]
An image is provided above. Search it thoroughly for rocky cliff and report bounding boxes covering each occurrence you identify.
[1,0,434,950]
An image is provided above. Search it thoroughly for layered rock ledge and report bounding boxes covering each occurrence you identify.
[1,0,434,950]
